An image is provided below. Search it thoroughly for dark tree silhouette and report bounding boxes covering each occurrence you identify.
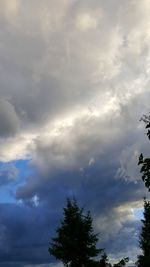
[87,252,129,267]
[98,252,112,267]
[137,199,150,267]
[113,257,129,267]
[86,252,111,267]
[49,198,102,267]
[137,113,150,266]
[138,113,150,191]
[49,198,129,267]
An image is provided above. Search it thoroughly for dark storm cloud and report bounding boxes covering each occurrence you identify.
[14,150,145,264]
[14,104,147,264]
[0,163,142,266]
[0,203,58,266]
[16,149,143,213]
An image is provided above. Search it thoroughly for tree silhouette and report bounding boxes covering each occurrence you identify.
[98,252,111,267]
[113,257,129,267]
[137,199,150,267]
[137,113,150,266]
[49,198,102,267]
[86,252,129,267]
[138,114,150,191]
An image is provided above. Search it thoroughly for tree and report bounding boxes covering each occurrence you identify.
[113,257,129,267]
[49,198,102,267]
[86,252,111,267]
[138,113,150,191]
[87,253,129,267]
[98,252,112,267]
[137,113,150,266]
[137,199,150,267]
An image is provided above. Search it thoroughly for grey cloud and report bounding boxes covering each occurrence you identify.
[14,111,146,264]
[15,162,143,264]
[0,0,150,265]
[28,88,148,175]
[0,0,126,129]
[0,0,149,135]
[0,99,20,138]
[0,203,57,266]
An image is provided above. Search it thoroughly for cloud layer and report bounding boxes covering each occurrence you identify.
[0,0,150,266]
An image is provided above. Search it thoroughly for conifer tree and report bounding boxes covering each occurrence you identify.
[98,252,111,267]
[137,113,150,266]
[137,199,150,267]
[113,257,129,267]
[49,198,102,267]
[138,113,150,190]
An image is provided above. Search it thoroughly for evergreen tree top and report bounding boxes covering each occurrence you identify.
[49,198,102,267]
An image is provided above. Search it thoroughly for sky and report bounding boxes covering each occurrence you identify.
[0,0,150,266]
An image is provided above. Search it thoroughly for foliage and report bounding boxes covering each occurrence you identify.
[98,252,111,267]
[87,253,129,267]
[138,114,150,191]
[137,199,150,267]
[49,198,129,267]
[113,257,129,267]
[49,198,102,267]
[137,113,150,266]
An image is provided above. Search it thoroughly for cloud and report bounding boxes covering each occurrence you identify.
[0,0,20,21]
[0,0,150,266]
[0,203,57,266]
[0,99,20,138]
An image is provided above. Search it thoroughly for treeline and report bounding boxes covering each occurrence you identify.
[48,114,150,267]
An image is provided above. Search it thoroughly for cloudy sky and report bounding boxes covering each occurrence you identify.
[0,0,150,266]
